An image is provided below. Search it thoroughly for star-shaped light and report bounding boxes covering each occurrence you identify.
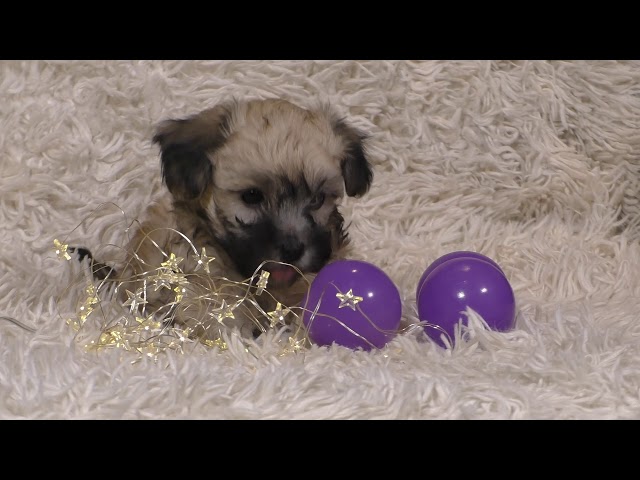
[174,285,186,303]
[99,325,128,349]
[133,314,161,332]
[192,247,215,274]
[149,273,173,291]
[66,317,81,332]
[255,270,270,296]
[203,337,228,350]
[123,288,148,313]
[208,299,236,324]
[53,239,71,261]
[77,301,95,322]
[280,336,305,355]
[267,302,291,328]
[168,271,189,285]
[160,253,184,272]
[176,327,193,343]
[134,344,161,359]
[83,286,99,307]
[335,289,364,311]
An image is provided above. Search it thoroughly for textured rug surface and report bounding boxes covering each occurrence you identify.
[2,60,640,419]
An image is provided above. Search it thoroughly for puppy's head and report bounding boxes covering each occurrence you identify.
[153,98,373,288]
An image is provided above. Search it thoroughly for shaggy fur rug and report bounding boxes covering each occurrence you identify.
[2,60,640,419]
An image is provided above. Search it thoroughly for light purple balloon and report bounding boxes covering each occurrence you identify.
[417,256,516,348]
[416,251,506,299]
[301,259,402,351]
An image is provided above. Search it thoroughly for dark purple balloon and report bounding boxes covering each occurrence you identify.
[301,259,402,351]
[416,251,506,299]
[417,256,516,348]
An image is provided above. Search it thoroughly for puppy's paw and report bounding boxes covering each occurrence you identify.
[68,246,117,281]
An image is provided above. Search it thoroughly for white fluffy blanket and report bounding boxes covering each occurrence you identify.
[2,60,640,419]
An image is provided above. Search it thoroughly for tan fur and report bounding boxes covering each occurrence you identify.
[114,98,372,340]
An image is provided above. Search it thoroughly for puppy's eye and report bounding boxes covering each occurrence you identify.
[241,188,264,205]
[309,192,325,210]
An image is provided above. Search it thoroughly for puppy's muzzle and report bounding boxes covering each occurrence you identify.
[262,236,306,289]
[279,236,305,263]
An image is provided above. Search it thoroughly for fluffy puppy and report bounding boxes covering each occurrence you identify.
[106,98,373,339]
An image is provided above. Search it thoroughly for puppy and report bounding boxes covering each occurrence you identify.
[92,98,373,340]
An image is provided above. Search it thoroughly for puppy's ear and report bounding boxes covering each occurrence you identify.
[332,118,373,197]
[152,105,232,201]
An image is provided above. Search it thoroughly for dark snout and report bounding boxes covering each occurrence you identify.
[262,235,305,289]
[279,236,305,263]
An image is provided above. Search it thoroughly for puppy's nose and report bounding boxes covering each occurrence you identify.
[279,237,305,263]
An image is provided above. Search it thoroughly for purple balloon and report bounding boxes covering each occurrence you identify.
[301,259,402,351]
[416,251,506,299]
[417,256,516,348]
